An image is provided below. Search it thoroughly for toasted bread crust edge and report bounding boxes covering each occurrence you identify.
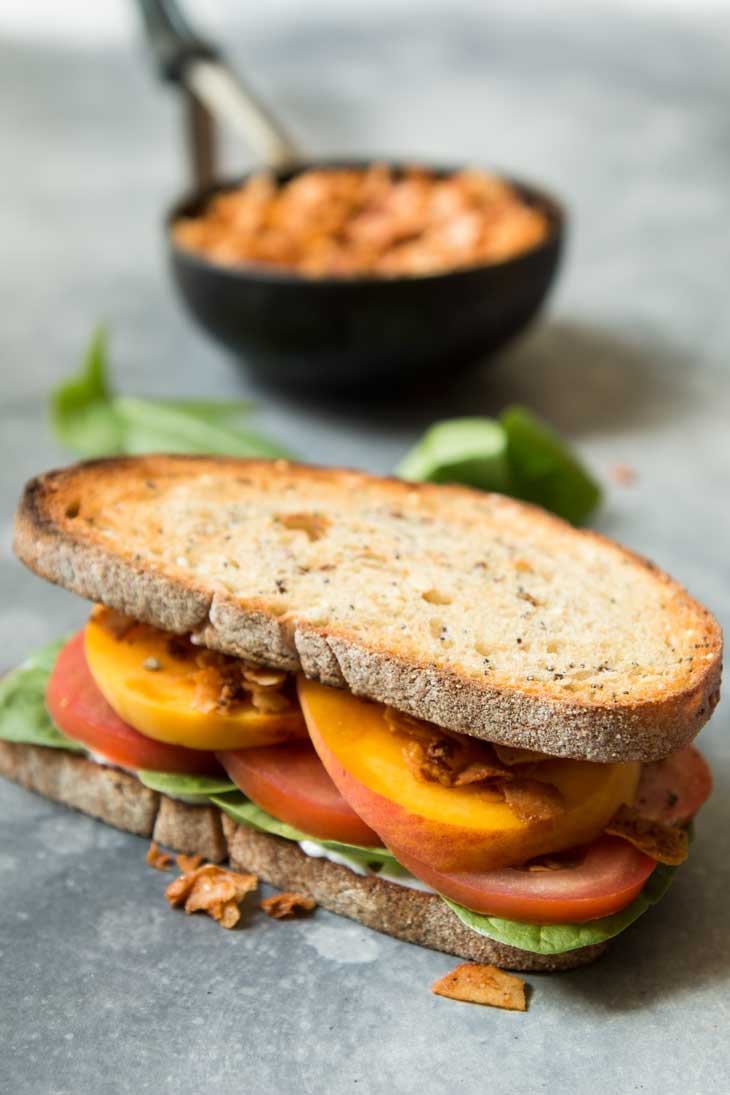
[14,456,723,762]
[0,740,607,972]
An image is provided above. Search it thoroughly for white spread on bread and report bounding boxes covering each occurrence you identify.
[298,839,434,893]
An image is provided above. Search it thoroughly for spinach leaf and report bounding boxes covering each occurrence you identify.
[0,637,84,751]
[398,407,601,525]
[50,327,124,457]
[210,791,396,869]
[136,770,237,801]
[443,861,677,954]
[397,417,511,493]
[501,406,602,525]
[51,328,290,460]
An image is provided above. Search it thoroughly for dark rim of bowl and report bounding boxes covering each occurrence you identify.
[165,158,565,289]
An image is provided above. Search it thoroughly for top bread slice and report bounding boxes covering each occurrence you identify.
[14,455,721,762]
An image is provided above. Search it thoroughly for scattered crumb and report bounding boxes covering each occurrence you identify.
[175,852,203,873]
[261,892,317,919]
[610,464,637,486]
[146,841,172,871]
[165,862,258,929]
[432,963,527,1011]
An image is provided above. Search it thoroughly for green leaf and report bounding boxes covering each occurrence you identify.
[136,770,237,801]
[210,791,395,869]
[154,399,255,421]
[397,418,511,493]
[51,328,290,460]
[443,861,678,955]
[115,397,290,459]
[397,407,601,526]
[0,637,84,751]
[501,406,601,525]
[50,326,125,457]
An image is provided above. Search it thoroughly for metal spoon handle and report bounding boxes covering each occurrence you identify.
[134,0,299,180]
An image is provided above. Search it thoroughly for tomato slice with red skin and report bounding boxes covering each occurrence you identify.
[218,742,380,846]
[387,745,712,923]
[634,745,712,824]
[389,836,656,923]
[47,632,221,775]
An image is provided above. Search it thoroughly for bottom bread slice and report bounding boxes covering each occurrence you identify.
[0,740,608,972]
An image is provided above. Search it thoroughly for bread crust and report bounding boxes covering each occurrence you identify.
[0,739,159,836]
[0,741,606,972]
[14,456,722,762]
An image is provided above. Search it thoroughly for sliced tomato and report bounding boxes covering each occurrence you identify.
[218,742,380,846]
[634,745,712,824]
[47,632,221,775]
[387,744,712,922]
[390,836,656,923]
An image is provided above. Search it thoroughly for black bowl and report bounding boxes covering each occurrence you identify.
[166,160,564,391]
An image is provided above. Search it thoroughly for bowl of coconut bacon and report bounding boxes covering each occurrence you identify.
[168,161,564,391]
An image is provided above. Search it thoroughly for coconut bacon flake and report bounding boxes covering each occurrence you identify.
[432,963,528,1011]
[605,804,689,865]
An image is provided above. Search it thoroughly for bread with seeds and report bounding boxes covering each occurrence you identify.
[14,455,722,762]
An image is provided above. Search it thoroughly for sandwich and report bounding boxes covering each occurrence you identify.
[1,455,721,973]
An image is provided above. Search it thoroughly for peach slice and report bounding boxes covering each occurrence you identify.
[85,607,306,751]
[298,676,640,873]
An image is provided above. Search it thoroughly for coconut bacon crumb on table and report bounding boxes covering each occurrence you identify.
[172,164,549,278]
[165,860,258,929]
[146,840,172,871]
[432,963,528,1011]
[261,892,317,919]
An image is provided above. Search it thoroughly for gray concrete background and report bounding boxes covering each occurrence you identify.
[1,4,729,1093]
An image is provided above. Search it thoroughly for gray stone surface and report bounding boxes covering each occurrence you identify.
[1,5,729,1093]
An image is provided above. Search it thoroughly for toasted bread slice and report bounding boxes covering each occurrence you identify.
[0,741,606,971]
[14,455,721,762]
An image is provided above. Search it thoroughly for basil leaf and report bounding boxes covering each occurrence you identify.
[0,637,84,751]
[51,328,290,460]
[136,770,237,801]
[397,417,511,493]
[210,791,395,865]
[397,407,601,525]
[50,327,125,457]
[501,406,601,525]
[443,861,678,955]
[114,397,291,459]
